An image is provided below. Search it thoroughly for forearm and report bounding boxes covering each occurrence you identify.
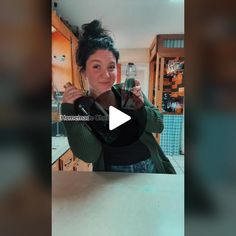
[143,94,164,133]
[144,106,164,133]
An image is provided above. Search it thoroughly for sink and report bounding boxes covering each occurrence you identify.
[52,136,70,163]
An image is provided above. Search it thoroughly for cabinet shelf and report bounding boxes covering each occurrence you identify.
[148,34,185,136]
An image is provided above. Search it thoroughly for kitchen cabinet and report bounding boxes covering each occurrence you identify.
[148,34,184,142]
[52,149,92,172]
[51,136,92,172]
[52,10,86,92]
[52,159,60,171]
[59,149,74,171]
[73,157,93,172]
[51,12,91,171]
[149,34,184,110]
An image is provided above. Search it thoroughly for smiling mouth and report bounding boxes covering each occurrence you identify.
[99,81,111,84]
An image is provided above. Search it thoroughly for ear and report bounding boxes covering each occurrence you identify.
[81,70,87,80]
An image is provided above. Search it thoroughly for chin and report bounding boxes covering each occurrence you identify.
[99,83,113,91]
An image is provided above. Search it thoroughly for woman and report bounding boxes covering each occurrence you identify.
[61,20,175,174]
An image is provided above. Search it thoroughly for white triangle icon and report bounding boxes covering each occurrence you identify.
[109,106,131,131]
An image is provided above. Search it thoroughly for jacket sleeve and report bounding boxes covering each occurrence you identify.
[143,93,164,133]
[60,103,102,163]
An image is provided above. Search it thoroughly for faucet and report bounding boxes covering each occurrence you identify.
[52,82,64,137]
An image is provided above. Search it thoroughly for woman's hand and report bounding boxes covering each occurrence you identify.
[62,82,84,104]
[131,80,144,109]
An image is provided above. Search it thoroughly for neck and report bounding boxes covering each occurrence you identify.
[89,89,117,109]
[89,88,111,98]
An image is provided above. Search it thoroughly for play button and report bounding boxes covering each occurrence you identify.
[73,88,146,146]
[109,106,131,130]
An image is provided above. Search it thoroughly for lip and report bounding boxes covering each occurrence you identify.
[99,81,111,85]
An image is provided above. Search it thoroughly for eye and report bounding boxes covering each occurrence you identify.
[108,64,116,71]
[93,64,101,70]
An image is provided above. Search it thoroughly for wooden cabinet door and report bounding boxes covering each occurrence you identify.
[52,31,73,91]
[59,149,74,171]
[52,160,60,171]
[73,157,93,172]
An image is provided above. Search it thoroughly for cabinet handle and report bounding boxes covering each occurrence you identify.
[64,157,72,167]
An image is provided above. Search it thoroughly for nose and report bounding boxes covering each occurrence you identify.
[102,69,110,80]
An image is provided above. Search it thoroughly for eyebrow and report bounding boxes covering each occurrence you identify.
[89,59,116,64]
[90,59,101,63]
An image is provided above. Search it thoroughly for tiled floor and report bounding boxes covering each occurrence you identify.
[167,155,184,175]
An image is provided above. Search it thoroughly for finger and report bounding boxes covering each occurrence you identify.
[65,85,77,92]
[131,86,141,92]
[64,82,73,89]
[134,97,144,107]
[71,93,83,100]
[134,85,141,90]
[68,91,83,98]
[63,92,83,103]
[132,91,139,97]
[134,92,144,101]
[133,93,143,100]
[133,96,143,105]
[132,92,141,99]
[131,88,142,97]
[134,80,140,86]
[65,87,80,95]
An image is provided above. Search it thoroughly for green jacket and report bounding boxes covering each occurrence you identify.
[61,84,176,174]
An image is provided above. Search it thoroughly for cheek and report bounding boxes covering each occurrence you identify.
[86,71,98,85]
[110,71,117,82]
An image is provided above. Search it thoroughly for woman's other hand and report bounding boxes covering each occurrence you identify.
[131,80,144,109]
[62,82,84,104]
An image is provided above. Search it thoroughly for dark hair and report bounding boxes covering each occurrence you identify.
[76,20,119,71]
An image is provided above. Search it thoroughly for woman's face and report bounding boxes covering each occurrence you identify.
[84,49,117,97]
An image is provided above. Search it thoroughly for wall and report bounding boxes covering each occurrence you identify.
[119,48,149,63]
[119,48,149,97]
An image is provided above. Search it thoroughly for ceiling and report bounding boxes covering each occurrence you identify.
[55,0,184,49]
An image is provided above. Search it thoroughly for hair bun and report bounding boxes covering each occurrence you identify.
[77,19,119,71]
[82,20,109,39]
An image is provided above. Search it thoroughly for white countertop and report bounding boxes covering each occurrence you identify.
[52,172,184,236]
[52,136,70,163]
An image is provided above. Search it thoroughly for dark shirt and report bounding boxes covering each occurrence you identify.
[103,87,150,166]
[103,140,151,166]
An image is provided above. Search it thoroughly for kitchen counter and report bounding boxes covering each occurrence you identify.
[52,172,184,236]
[52,136,70,164]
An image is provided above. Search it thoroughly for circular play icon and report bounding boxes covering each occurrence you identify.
[74,87,146,147]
